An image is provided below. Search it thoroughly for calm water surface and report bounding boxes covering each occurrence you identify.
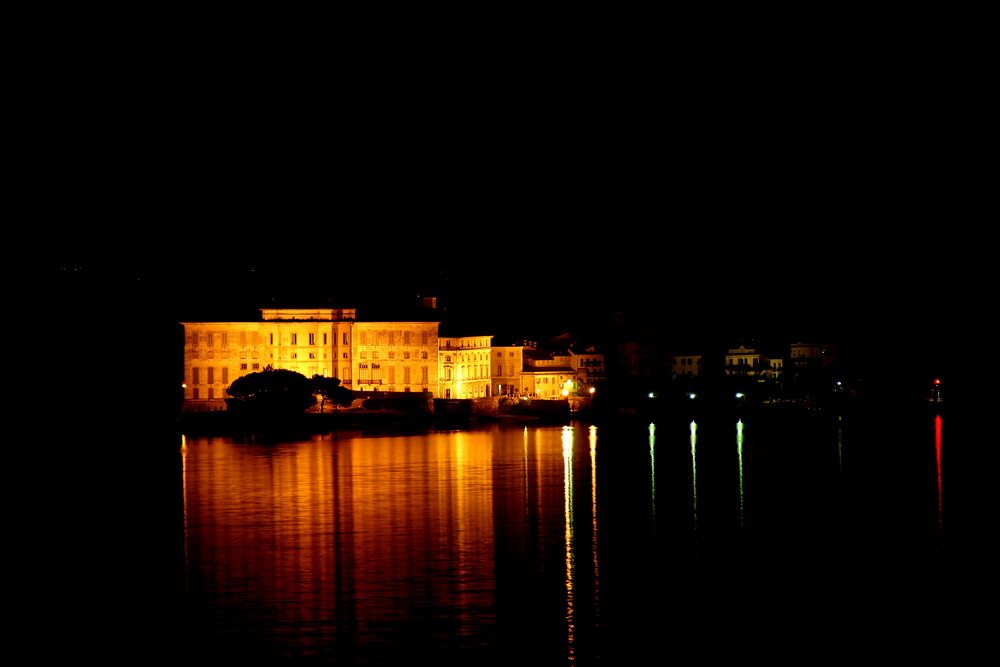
[177,409,975,665]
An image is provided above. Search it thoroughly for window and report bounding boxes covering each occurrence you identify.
[252,363,260,371]
[207,367,215,384]
[404,351,411,359]
[309,333,315,345]
[421,366,428,385]
[270,333,274,345]
[403,367,411,384]
[422,332,429,345]
[240,363,248,370]
[343,333,349,345]
[291,333,298,345]
[309,352,316,359]
[192,368,200,385]
[404,331,412,345]
[323,333,327,345]
[222,368,229,384]
[421,351,428,359]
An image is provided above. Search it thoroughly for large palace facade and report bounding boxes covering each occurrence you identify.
[181,308,494,411]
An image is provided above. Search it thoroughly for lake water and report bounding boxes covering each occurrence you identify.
[165,406,984,665]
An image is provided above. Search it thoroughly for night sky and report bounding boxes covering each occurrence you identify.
[36,21,973,401]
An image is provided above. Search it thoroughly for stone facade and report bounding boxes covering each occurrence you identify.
[182,309,441,411]
[354,322,439,394]
[492,345,524,396]
[439,335,493,399]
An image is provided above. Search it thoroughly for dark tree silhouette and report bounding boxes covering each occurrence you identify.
[312,375,354,412]
[225,365,317,418]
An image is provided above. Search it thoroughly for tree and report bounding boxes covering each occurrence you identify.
[225,366,317,418]
[312,375,354,412]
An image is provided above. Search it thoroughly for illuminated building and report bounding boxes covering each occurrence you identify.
[438,335,494,399]
[724,344,770,376]
[181,307,605,411]
[182,308,444,411]
[354,320,440,393]
[492,344,525,396]
[523,347,577,398]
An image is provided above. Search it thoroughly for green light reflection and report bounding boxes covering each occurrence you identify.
[737,420,744,530]
[690,421,698,534]
[649,423,656,531]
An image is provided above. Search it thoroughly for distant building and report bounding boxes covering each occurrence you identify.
[569,346,606,387]
[790,342,839,368]
[725,345,770,376]
[522,347,577,399]
[672,354,702,376]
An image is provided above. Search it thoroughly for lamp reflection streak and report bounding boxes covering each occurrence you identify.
[737,420,744,531]
[935,415,944,537]
[649,423,656,532]
[562,426,576,662]
[690,421,698,537]
[589,426,600,628]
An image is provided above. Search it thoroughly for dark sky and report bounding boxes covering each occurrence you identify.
[37,24,972,380]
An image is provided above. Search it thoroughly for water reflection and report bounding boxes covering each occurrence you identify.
[690,420,698,536]
[648,423,656,532]
[935,414,944,536]
[561,426,575,662]
[178,413,954,664]
[736,420,744,531]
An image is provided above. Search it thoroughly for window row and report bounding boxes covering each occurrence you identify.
[358,331,432,346]
[190,332,349,346]
[359,351,429,359]
[357,364,430,385]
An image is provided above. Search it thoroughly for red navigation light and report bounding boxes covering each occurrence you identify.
[934,378,941,385]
